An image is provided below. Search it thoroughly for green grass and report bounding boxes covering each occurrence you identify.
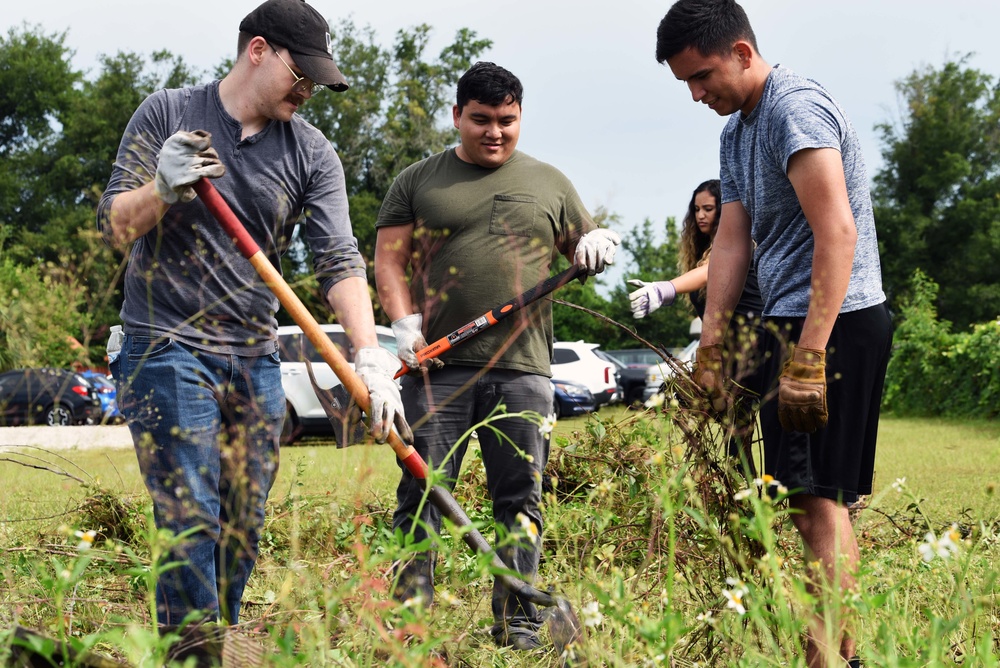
[1,410,999,666]
[871,416,1000,519]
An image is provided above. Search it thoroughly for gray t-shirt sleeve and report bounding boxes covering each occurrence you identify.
[767,87,846,172]
[719,136,738,205]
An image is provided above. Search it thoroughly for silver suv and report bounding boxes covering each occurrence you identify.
[278,324,397,445]
[642,318,701,402]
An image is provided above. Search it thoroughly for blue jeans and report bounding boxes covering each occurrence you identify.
[112,334,284,625]
[393,365,552,643]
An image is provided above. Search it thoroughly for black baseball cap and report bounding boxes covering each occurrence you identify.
[240,0,349,92]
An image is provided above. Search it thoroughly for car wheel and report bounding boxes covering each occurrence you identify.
[281,402,301,444]
[552,396,563,419]
[45,403,72,426]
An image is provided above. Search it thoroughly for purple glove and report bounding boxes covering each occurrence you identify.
[627,279,677,319]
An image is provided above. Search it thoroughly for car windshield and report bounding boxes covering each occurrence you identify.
[377,333,397,354]
[279,331,352,364]
[594,349,626,369]
[606,349,663,366]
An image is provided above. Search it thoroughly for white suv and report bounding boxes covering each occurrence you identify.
[551,341,620,407]
[278,324,397,445]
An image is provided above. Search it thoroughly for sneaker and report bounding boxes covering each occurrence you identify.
[847,657,862,668]
[848,496,868,523]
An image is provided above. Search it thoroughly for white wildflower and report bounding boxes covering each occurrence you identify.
[722,577,748,615]
[538,413,557,438]
[580,601,603,628]
[75,529,97,551]
[918,524,960,562]
[515,513,539,541]
[722,587,746,615]
[438,589,461,607]
[891,477,906,493]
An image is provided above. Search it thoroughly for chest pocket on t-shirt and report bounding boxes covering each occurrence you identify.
[489,195,537,238]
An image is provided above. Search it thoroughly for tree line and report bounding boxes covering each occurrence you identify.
[1,23,998,372]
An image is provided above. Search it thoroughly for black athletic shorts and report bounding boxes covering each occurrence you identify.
[759,303,893,504]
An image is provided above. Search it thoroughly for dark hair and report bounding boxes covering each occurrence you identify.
[678,179,721,272]
[655,0,759,63]
[456,62,523,112]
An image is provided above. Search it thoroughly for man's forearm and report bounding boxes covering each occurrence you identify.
[375,264,415,322]
[107,182,170,247]
[702,200,754,346]
[701,245,749,346]
[373,225,416,322]
[327,276,379,349]
[786,147,859,351]
[797,232,855,351]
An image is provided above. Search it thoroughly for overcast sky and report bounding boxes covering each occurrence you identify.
[6,1,999,289]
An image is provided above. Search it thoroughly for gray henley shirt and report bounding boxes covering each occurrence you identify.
[97,81,365,356]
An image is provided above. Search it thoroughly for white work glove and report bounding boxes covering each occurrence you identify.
[628,279,677,319]
[354,347,413,444]
[154,130,226,204]
[391,314,444,373]
[574,228,621,275]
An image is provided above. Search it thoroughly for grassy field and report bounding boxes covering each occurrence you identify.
[1,409,998,666]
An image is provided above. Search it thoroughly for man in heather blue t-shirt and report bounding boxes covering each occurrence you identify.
[656,2,892,666]
[96,0,410,647]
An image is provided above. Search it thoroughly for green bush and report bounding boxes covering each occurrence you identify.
[884,270,1000,418]
[0,255,92,371]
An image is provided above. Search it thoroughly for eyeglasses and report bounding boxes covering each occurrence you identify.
[271,46,323,96]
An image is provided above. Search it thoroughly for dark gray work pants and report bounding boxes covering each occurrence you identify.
[393,365,552,643]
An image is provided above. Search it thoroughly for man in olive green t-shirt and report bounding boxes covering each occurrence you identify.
[374,62,620,650]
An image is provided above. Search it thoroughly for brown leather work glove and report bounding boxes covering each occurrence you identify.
[778,345,828,433]
[692,344,730,415]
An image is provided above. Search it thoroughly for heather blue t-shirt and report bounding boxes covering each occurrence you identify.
[97,81,366,355]
[719,66,886,317]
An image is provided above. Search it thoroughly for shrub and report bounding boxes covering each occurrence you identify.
[884,270,1000,418]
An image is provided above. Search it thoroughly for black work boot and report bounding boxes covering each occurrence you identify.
[392,554,436,606]
[163,622,226,667]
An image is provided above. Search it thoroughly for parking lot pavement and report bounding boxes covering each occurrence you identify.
[0,425,132,451]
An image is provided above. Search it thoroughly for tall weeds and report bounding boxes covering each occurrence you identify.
[1,406,998,666]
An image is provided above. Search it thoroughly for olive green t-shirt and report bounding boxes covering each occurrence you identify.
[376,149,595,376]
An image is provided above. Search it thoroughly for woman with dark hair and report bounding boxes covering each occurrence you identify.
[629,179,763,321]
[628,179,766,468]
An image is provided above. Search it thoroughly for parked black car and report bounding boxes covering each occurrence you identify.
[0,368,102,426]
[604,348,670,406]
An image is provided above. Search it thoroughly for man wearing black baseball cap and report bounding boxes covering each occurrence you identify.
[240,0,348,92]
[98,0,409,655]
